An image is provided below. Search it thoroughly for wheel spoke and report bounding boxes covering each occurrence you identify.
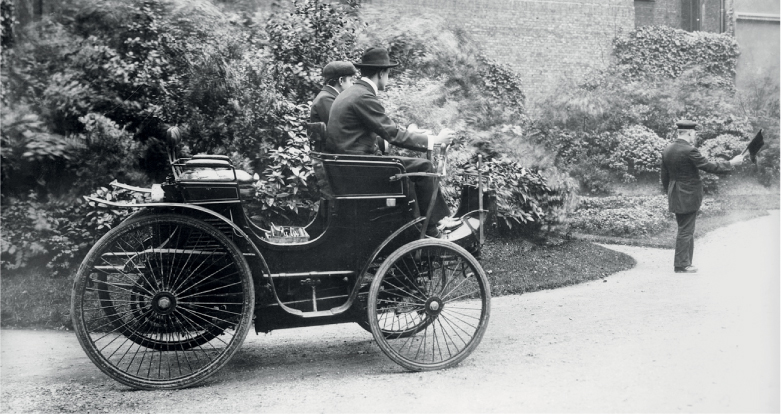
[168,229,209,293]
[174,264,236,298]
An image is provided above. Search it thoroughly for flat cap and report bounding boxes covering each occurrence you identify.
[676,120,697,129]
[322,61,357,80]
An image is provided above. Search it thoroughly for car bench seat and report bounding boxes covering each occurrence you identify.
[310,152,411,201]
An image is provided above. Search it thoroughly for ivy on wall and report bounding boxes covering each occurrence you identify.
[613,26,739,85]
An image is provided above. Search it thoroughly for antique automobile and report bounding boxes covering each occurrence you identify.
[71,124,492,390]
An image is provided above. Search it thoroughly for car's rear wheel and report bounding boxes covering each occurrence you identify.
[72,214,254,390]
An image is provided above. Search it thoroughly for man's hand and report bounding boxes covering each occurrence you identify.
[430,128,455,147]
[729,153,745,167]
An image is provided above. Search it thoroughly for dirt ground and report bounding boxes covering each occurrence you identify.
[1,211,778,413]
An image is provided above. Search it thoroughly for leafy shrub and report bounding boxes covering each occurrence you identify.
[736,74,780,187]
[613,26,739,86]
[252,109,319,227]
[530,62,762,194]
[570,195,730,237]
[699,134,747,160]
[689,113,753,144]
[444,154,567,234]
[569,207,669,237]
[1,0,15,49]
[0,194,57,272]
[569,196,670,237]
[476,55,526,111]
[699,172,721,194]
[609,125,668,181]
[535,168,580,231]
[535,127,618,168]
[66,113,149,196]
[0,189,132,277]
[0,105,85,196]
[755,137,780,187]
[264,0,359,103]
[568,161,615,195]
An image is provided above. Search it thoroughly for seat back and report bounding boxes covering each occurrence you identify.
[307,122,327,153]
[311,152,408,200]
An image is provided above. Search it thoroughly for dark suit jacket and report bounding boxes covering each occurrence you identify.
[310,85,339,125]
[661,138,733,214]
[326,80,428,155]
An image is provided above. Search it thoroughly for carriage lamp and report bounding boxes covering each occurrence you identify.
[150,184,165,202]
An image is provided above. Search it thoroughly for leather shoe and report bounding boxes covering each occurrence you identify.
[425,226,441,238]
[674,265,698,273]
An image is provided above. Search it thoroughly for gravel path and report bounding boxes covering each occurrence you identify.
[2,211,778,413]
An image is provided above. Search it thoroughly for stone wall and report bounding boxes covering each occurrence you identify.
[361,0,635,100]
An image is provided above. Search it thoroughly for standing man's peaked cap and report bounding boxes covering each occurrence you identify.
[676,120,697,130]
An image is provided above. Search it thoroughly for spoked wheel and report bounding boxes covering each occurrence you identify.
[367,239,490,371]
[71,214,254,390]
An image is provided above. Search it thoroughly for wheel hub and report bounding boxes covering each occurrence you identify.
[151,292,177,315]
[424,297,444,316]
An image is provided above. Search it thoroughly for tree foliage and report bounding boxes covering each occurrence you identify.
[265,0,360,103]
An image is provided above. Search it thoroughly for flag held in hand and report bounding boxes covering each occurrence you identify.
[742,129,765,164]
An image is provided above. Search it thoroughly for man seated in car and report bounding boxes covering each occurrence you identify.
[326,47,459,238]
[310,61,357,125]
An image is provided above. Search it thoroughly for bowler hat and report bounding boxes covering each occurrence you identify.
[322,61,357,80]
[676,120,697,129]
[353,47,399,69]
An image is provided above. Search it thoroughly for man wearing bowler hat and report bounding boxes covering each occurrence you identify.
[661,120,744,273]
[326,47,458,238]
[310,61,357,125]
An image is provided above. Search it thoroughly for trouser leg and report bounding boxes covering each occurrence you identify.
[398,157,451,227]
[674,211,697,268]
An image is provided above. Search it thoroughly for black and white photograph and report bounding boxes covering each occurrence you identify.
[1,0,778,412]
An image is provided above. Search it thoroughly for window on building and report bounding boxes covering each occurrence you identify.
[681,0,702,31]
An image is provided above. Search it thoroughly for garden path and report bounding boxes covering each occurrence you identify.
[1,211,778,412]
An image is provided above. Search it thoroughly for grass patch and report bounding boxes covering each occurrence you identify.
[481,239,636,296]
[0,239,637,329]
[1,270,73,329]
[573,209,769,248]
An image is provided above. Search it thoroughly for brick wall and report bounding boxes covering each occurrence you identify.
[361,0,635,99]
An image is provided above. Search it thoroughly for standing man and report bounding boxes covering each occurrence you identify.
[326,47,457,237]
[310,61,357,125]
[661,120,744,273]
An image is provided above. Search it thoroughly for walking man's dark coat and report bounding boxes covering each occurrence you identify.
[661,137,734,270]
[661,138,733,214]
